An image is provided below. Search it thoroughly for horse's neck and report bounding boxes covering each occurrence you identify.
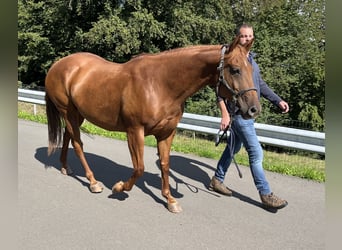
[174,48,219,99]
[126,46,221,104]
[164,47,220,100]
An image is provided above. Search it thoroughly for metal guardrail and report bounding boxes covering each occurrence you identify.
[18,88,46,104]
[179,113,325,154]
[18,89,325,155]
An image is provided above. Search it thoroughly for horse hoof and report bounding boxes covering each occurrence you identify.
[168,202,183,213]
[112,181,124,193]
[90,182,103,193]
[61,167,73,175]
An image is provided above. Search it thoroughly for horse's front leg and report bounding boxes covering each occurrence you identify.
[112,128,145,193]
[157,130,182,213]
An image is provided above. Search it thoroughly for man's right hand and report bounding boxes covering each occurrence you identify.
[220,116,230,130]
[218,100,231,130]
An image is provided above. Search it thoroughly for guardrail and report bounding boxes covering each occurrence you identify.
[18,88,325,155]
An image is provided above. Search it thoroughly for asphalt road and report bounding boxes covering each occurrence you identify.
[18,119,325,250]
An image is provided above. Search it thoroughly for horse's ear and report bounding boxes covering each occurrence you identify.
[244,38,254,52]
[227,35,240,53]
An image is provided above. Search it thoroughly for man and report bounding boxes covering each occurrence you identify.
[209,23,290,209]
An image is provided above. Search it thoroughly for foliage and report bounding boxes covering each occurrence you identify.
[185,86,220,117]
[18,0,325,131]
[252,0,325,131]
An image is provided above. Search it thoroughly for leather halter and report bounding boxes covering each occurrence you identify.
[215,45,257,102]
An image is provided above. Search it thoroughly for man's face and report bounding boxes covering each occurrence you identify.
[238,27,254,46]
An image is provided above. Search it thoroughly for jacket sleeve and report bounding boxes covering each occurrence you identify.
[253,59,282,106]
[259,76,282,106]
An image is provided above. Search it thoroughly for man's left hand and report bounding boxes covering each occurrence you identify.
[278,100,289,113]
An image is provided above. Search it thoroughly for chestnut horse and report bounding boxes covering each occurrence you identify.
[45,36,260,213]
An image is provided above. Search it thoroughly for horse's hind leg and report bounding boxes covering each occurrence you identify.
[60,129,73,175]
[112,128,145,193]
[63,110,103,193]
[60,115,85,175]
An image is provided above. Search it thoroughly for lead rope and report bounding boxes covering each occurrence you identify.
[215,108,243,178]
[227,126,243,178]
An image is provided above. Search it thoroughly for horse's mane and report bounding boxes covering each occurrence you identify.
[130,45,222,61]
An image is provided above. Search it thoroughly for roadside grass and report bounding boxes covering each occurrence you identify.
[18,102,325,182]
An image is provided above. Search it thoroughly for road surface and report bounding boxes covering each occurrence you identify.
[18,119,325,249]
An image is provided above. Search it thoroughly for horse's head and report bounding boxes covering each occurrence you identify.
[216,36,261,119]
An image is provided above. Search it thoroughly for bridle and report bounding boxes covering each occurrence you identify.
[215,45,257,103]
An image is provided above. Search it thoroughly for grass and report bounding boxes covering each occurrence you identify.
[18,102,325,183]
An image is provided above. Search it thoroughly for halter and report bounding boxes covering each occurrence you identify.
[215,45,257,103]
[214,45,258,179]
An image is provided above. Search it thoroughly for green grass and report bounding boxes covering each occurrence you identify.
[18,103,325,183]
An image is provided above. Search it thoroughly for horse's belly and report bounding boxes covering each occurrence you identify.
[75,101,126,132]
[82,113,126,132]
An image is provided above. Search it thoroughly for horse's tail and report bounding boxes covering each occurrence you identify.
[45,93,63,156]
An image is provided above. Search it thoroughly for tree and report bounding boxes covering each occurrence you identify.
[223,0,325,130]
[18,0,56,87]
[17,0,325,130]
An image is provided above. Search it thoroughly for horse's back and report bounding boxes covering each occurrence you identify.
[46,52,112,85]
[45,52,120,100]
[51,52,109,67]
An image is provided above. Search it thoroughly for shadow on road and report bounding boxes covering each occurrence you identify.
[35,147,167,208]
[33,147,215,209]
[165,155,273,212]
[34,147,269,211]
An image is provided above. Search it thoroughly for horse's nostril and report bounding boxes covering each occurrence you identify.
[248,106,258,116]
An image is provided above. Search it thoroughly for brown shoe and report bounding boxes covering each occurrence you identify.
[260,192,288,209]
[208,176,232,196]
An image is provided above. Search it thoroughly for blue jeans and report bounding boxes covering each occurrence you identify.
[214,115,271,195]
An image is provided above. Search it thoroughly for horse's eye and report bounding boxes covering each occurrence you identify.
[229,67,240,75]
